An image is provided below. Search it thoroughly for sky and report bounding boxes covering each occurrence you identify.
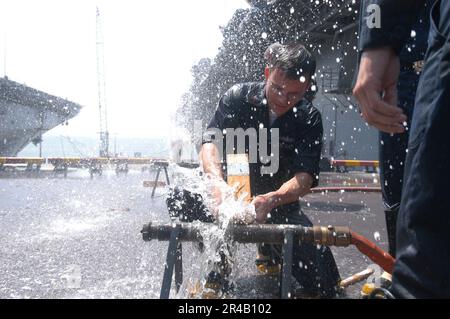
[0,0,249,139]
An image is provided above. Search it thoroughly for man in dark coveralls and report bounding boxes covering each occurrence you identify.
[200,42,341,298]
[354,0,450,298]
[377,0,431,258]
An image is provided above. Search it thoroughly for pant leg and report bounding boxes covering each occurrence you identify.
[379,70,419,257]
[379,130,408,207]
[290,212,341,298]
[263,208,341,298]
[392,0,450,298]
[380,70,418,208]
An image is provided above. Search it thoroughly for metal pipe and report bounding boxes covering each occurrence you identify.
[141,222,352,246]
[141,222,395,274]
[339,268,375,288]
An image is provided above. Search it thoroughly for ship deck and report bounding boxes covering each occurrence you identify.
[0,169,385,299]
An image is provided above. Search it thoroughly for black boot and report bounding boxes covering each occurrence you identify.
[384,204,400,257]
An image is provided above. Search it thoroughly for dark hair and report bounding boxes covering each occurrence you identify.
[264,42,316,80]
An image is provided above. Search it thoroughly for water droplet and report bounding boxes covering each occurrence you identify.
[374,231,381,241]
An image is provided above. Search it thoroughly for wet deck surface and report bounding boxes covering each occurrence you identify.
[0,169,386,299]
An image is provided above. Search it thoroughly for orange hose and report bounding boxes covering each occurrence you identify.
[350,231,395,274]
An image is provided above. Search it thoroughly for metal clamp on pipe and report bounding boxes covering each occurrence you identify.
[312,225,352,247]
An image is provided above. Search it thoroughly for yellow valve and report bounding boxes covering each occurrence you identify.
[361,283,376,298]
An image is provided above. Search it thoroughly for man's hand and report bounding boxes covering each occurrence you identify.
[250,173,313,224]
[251,194,275,224]
[353,48,407,134]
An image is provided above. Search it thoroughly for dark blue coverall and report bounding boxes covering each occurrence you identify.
[203,82,341,298]
[379,1,431,257]
[360,0,450,298]
[168,82,341,298]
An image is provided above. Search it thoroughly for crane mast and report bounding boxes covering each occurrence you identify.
[96,7,109,157]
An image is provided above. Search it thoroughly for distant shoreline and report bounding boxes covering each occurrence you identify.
[18,136,170,158]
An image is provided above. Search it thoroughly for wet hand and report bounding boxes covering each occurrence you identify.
[251,195,274,224]
[353,48,407,134]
